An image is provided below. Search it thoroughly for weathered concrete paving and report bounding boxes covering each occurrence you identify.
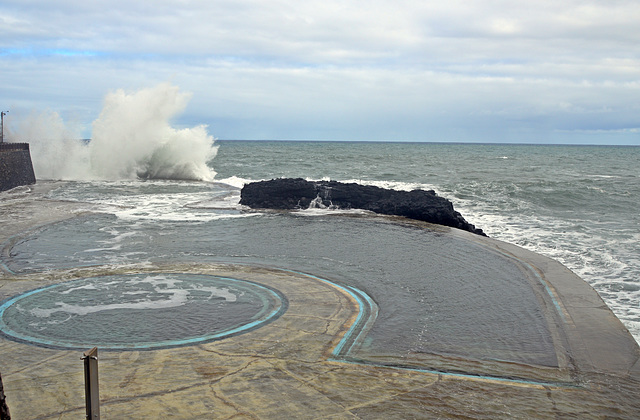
[0,184,639,418]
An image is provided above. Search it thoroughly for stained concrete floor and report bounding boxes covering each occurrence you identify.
[0,184,639,419]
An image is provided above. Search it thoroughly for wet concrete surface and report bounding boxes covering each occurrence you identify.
[0,184,639,418]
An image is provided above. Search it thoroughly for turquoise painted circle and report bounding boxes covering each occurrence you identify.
[0,273,287,350]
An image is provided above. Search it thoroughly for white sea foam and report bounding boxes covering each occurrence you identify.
[29,275,238,318]
[7,110,92,180]
[294,207,372,217]
[340,179,436,192]
[29,297,187,317]
[215,176,436,195]
[7,83,218,182]
[83,245,123,253]
[217,176,252,189]
[60,284,99,295]
[48,179,251,222]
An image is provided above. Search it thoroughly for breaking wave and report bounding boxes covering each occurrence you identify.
[7,83,217,181]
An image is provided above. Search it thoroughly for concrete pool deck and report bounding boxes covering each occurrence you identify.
[0,183,639,418]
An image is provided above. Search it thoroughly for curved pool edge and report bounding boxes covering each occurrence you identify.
[0,273,290,351]
[449,226,640,377]
[1,187,638,377]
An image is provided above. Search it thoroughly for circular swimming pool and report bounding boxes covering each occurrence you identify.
[0,273,287,350]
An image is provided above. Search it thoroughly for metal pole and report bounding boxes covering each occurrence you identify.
[0,370,10,420]
[0,111,7,144]
[82,347,100,420]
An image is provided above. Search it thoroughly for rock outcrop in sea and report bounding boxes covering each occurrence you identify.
[240,178,486,236]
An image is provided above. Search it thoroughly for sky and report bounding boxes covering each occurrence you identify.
[1,0,639,144]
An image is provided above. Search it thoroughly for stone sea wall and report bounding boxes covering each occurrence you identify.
[0,143,36,192]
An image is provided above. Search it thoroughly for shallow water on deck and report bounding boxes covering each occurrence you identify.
[4,181,557,368]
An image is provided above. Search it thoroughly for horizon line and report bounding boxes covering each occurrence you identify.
[213,139,640,147]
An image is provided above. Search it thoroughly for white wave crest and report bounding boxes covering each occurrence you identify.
[90,83,217,181]
[7,83,217,182]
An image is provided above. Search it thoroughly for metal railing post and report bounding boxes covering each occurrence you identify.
[82,347,100,420]
[0,370,10,420]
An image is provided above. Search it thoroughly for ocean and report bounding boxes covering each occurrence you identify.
[216,140,640,345]
[5,139,639,351]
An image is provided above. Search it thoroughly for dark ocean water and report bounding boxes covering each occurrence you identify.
[214,141,640,344]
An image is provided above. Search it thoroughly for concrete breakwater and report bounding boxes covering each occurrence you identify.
[0,143,36,192]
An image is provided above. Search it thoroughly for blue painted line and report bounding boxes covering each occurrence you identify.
[1,263,579,388]
[331,287,367,357]
[491,248,567,322]
[328,357,580,389]
[345,285,378,351]
[278,269,374,357]
[280,267,578,389]
[0,274,287,350]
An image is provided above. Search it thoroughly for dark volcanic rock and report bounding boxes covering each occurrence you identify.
[240,178,486,236]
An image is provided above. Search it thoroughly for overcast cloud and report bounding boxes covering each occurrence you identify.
[1,0,639,144]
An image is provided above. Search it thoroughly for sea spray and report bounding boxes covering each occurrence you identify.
[6,110,92,180]
[90,83,217,181]
[7,83,217,182]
